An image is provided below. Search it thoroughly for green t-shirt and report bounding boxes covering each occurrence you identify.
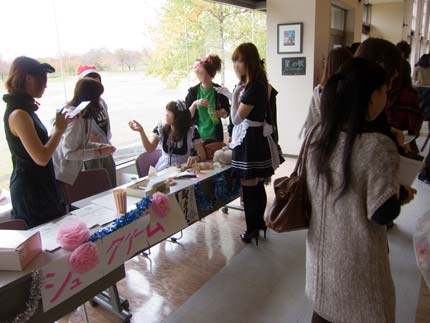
[197,85,219,140]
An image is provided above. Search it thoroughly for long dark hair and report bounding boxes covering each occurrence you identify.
[355,38,401,85]
[312,58,387,196]
[162,101,192,141]
[68,78,104,119]
[232,42,268,87]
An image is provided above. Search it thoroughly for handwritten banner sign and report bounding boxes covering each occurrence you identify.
[41,216,151,311]
[175,186,199,225]
[145,195,188,246]
[40,196,187,311]
[102,216,150,273]
[40,240,104,312]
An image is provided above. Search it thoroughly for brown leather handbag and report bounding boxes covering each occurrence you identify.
[268,125,318,232]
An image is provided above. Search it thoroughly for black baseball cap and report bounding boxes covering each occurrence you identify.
[13,56,55,75]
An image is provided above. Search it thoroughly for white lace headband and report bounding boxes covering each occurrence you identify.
[176,100,187,111]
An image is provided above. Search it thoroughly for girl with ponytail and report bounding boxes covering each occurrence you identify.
[306,58,415,323]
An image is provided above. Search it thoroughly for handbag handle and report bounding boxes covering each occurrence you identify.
[291,123,319,177]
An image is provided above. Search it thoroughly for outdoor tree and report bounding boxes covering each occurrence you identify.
[114,49,145,71]
[145,0,266,87]
[61,53,84,76]
[82,48,115,71]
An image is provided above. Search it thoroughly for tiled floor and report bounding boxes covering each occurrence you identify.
[416,280,430,322]
[59,158,430,323]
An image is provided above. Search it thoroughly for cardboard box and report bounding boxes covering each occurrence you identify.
[0,230,42,271]
[126,178,149,198]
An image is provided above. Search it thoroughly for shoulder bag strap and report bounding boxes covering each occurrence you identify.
[291,123,320,176]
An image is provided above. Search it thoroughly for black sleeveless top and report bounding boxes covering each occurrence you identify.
[3,94,65,228]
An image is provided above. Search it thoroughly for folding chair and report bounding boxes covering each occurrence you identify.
[135,149,162,178]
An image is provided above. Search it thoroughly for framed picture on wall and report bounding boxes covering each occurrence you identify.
[277,23,303,54]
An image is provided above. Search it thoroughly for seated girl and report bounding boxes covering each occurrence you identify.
[53,78,116,186]
[129,100,206,171]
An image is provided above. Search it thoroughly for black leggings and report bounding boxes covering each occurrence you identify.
[311,311,332,323]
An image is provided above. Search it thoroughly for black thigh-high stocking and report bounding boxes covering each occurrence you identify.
[241,185,259,233]
[256,181,267,229]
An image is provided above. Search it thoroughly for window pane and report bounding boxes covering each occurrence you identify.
[0,0,267,188]
[331,6,346,30]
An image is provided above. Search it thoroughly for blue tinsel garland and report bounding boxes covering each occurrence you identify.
[89,196,152,242]
[194,182,213,211]
[231,176,240,196]
[214,174,230,201]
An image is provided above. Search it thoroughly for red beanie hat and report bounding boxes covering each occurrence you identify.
[77,65,99,79]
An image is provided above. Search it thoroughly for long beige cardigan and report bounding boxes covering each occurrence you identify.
[306,131,400,323]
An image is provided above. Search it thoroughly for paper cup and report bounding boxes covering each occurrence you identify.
[113,189,127,214]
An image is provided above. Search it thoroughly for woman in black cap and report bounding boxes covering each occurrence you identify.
[3,56,69,228]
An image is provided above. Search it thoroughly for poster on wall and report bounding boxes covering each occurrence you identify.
[277,23,303,54]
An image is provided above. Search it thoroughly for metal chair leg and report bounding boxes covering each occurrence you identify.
[142,246,151,257]
[168,230,183,243]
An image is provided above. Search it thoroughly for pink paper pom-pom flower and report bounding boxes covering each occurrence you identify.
[69,242,100,274]
[57,221,91,251]
[151,192,170,218]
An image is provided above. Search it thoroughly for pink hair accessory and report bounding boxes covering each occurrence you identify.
[69,242,100,274]
[193,60,202,71]
[193,55,212,71]
[201,55,211,63]
[57,221,91,251]
[150,192,170,218]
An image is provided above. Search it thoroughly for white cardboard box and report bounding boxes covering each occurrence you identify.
[0,230,42,271]
[399,156,424,186]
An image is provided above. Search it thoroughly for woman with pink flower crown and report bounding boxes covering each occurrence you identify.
[185,55,230,150]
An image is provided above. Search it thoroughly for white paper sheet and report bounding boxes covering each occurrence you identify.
[69,204,117,227]
[65,101,91,118]
[399,156,424,186]
[91,194,141,212]
[40,240,104,312]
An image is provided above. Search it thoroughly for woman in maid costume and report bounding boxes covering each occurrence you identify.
[129,100,206,171]
[229,43,280,244]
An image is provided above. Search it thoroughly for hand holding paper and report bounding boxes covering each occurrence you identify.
[65,101,91,119]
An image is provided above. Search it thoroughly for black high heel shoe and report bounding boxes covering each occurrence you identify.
[240,229,259,245]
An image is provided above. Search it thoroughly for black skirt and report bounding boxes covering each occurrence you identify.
[232,126,274,179]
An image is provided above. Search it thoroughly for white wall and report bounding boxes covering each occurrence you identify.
[267,0,362,155]
[371,2,404,44]
[266,0,317,155]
